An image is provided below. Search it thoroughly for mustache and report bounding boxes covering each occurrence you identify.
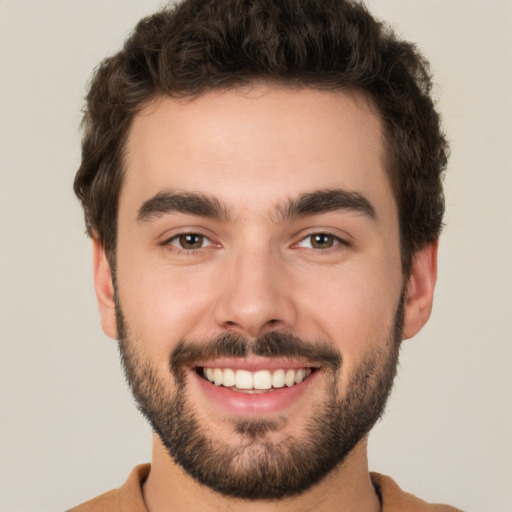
[170,331,342,378]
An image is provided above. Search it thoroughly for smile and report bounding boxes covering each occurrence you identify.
[199,367,314,392]
[190,357,322,414]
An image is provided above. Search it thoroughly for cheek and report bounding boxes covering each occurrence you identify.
[116,255,217,351]
[294,259,402,358]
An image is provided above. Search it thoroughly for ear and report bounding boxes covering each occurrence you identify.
[402,241,438,340]
[92,237,118,339]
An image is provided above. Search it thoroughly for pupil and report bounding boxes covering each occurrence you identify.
[181,234,202,248]
[313,234,332,248]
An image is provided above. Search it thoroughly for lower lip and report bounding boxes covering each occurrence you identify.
[190,369,320,416]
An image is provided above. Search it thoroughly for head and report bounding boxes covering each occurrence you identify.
[76,0,447,502]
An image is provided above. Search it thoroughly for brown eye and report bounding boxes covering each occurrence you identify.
[164,232,216,253]
[296,233,346,250]
[178,234,204,249]
[164,233,210,250]
[310,233,336,249]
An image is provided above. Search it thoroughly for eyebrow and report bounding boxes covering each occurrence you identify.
[136,188,376,224]
[137,190,230,222]
[275,189,377,223]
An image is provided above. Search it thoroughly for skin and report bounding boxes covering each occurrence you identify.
[93,86,437,512]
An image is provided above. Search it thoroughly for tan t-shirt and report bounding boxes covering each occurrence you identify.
[67,464,463,512]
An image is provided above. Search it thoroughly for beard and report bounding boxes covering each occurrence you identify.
[116,295,404,500]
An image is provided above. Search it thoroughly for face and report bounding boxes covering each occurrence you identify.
[94,86,435,499]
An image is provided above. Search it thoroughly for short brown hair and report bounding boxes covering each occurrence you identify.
[74,0,448,273]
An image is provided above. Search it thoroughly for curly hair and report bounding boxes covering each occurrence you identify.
[74,0,448,274]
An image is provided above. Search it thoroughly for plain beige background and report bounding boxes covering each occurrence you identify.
[1,1,511,511]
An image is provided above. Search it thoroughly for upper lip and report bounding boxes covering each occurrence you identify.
[194,357,320,372]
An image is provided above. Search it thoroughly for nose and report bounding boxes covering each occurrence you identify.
[213,245,297,338]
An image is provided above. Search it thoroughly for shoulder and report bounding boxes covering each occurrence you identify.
[371,473,464,512]
[66,489,120,512]
[66,464,150,512]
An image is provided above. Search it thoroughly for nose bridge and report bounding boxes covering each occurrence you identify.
[213,237,296,337]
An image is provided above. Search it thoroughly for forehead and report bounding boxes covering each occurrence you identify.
[121,86,394,221]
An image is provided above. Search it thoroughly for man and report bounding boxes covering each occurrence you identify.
[69,0,461,510]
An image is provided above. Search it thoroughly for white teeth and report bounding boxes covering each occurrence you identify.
[235,370,253,389]
[285,369,295,387]
[223,368,236,387]
[272,369,285,388]
[202,367,313,390]
[253,370,272,390]
[213,368,223,386]
[295,368,306,384]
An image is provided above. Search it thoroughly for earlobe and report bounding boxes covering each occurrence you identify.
[92,237,118,340]
[402,241,438,340]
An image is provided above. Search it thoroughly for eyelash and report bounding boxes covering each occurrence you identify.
[163,233,215,252]
[294,233,349,251]
[162,232,349,253]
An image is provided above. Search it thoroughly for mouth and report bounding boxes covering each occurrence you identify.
[189,358,321,416]
[196,366,316,393]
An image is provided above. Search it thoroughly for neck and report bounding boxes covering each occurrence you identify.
[142,434,380,512]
